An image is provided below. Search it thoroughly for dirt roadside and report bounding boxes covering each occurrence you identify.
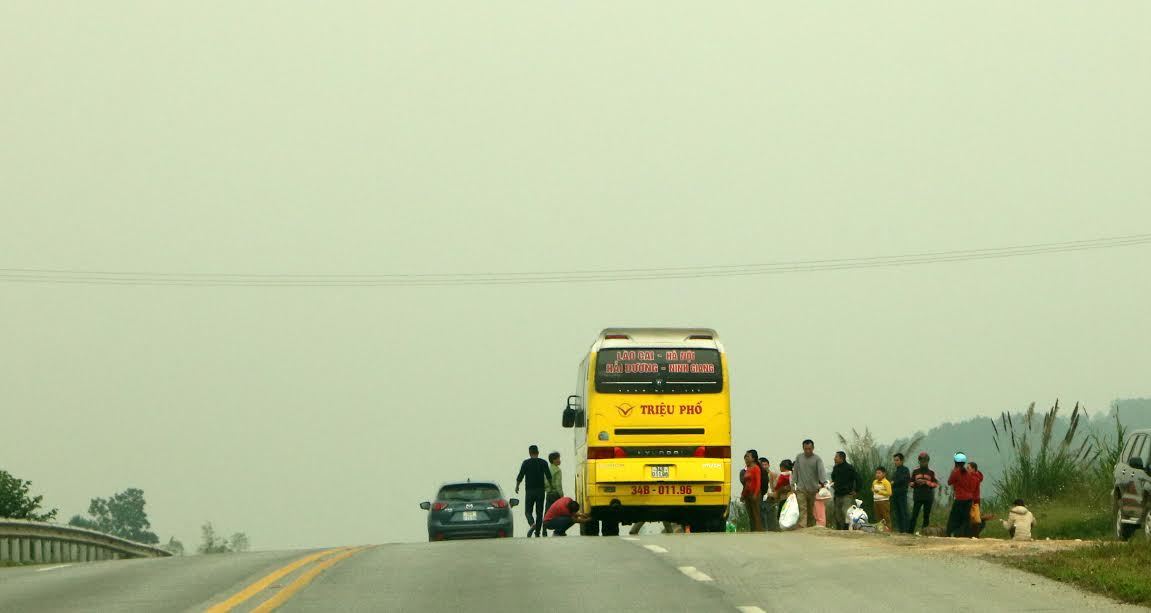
[808,526,1098,558]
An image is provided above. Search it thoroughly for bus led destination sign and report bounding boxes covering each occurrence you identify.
[595,348,723,394]
[601,350,717,375]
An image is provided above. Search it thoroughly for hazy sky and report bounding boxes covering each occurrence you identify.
[2,3,1149,549]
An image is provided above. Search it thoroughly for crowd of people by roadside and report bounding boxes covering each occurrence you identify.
[510,440,1036,540]
[740,440,1036,540]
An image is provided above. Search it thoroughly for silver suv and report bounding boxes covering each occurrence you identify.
[1113,428,1151,541]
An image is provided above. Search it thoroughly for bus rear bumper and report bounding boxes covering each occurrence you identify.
[590,504,728,525]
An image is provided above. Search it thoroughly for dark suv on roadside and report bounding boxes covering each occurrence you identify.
[1113,428,1151,542]
[420,480,519,542]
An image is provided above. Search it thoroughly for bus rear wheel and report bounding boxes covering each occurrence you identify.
[581,520,600,536]
[601,521,620,536]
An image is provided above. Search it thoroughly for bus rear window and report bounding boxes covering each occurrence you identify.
[595,348,723,394]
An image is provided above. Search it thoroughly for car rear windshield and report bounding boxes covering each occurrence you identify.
[595,348,723,394]
[437,484,501,502]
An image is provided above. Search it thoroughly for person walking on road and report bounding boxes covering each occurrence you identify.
[946,452,982,538]
[792,439,827,528]
[515,444,553,538]
[829,451,860,530]
[741,450,763,532]
[890,453,912,533]
[542,497,590,536]
[544,451,564,536]
[758,457,779,532]
[909,452,939,533]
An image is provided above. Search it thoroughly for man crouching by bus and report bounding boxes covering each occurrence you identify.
[541,496,591,536]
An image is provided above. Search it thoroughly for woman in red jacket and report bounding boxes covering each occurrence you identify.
[741,450,763,532]
[946,452,982,537]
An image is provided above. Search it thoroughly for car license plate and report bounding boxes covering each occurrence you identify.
[650,466,670,479]
[462,511,478,521]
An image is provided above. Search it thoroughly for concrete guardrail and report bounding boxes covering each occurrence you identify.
[0,519,172,564]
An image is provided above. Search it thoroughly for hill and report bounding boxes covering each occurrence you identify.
[887,398,1151,490]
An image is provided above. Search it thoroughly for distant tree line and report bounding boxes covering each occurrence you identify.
[1,467,247,555]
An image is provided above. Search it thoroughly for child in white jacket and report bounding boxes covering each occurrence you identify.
[1002,498,1036,541]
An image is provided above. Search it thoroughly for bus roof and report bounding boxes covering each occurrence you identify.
[593,328,723,351]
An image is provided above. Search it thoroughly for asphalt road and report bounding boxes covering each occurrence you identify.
[0,533,1140,612]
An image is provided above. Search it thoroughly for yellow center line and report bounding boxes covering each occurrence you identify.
[204,547,351,613]
[250,546,371,613]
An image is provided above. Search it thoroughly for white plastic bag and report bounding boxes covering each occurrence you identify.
[847,504,868,530]
[779,492,800,529]
[815,486,832,501]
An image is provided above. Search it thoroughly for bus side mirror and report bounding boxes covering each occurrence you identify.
[1130,457,1146,470]
[563,395,584,428]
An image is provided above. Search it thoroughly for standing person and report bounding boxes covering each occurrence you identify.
[792,439,827,528]
[967,461,985,537]
[758,457,779,532]
[829,451,860,530]
[871,467,893,531]
[544,451,564,536]
[514,444,552,538]
[946,452,981,537]
[890,453,912,533]
[541,497,591,536]
[909,452,939,534]
[773,459,794,528]
[741,450,763,532]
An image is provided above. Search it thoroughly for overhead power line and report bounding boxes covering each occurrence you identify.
[1,232,1148,287]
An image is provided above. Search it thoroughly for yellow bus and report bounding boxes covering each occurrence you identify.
[561,328,731,535]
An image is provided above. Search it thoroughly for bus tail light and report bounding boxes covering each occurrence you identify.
[605,334,630,340]
[704,486,722,492]
[588,446,628,459]
[687,334,713,340]
[693,446,730,458]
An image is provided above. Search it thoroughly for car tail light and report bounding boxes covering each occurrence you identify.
[492,499,508,509]
[589,446,627,459]
[693,446,730,458]
[434,533,445,541]
[498,530,507,538]
[432,502,446,511]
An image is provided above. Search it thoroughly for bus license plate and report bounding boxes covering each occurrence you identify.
[462,511,478,521]
[650,466,670,479]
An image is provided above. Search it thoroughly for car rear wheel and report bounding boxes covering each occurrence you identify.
[1115,501,1136,541]
[1143,507,1151,543]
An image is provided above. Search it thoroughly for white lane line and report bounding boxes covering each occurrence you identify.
[36,564,73,573]
[677,566,713,582]
[621,537,640,541]
[643,544,669,554]
[737,607,766,613]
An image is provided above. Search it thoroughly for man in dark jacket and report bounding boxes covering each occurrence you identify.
[890,453,912,533]
[829,451,860,530]
[909,452,938,533]
[515,444,553,537]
